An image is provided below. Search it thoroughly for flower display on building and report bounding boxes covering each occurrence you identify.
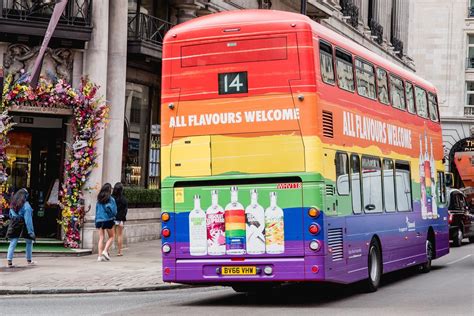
[0,74,109,248]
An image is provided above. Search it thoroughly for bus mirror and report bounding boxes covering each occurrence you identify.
[445,173,454,187]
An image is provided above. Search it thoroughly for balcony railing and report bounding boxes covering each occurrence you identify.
[128,12,173,46]
[0,0,92,26]
[464,106,474,116]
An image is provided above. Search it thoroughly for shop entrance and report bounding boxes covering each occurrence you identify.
[7,126,65,239]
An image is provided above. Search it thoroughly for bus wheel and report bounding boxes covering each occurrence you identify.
[363,241,382,293]
[452,228,463,247]
[419,239,434,273]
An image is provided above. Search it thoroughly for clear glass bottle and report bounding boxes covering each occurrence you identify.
[245,189,265,255]
[265,192,284,254]
[189,195,207,256]
[206,190,226,255]
[225,186,246,255]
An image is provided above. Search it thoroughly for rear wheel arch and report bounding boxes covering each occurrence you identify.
[371,234,383,265]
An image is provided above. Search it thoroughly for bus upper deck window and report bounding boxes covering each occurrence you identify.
[390,75,406,110]
[335,49,354,92]
[428,93,439,122]
[319,41,335,85]
[406,82,416,114]
[355,58,376,99]
[415,86,428,118]
[377,68,390,105]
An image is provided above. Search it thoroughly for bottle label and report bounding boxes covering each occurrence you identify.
[225,209,246,253]
[207,212,226,254]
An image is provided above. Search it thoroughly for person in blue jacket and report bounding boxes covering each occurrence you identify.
[95,183,117,262]
[7,188,36,267]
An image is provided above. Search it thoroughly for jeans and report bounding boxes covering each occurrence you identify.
[7,238,33,262]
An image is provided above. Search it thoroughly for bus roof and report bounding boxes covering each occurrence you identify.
[166,9,435,92]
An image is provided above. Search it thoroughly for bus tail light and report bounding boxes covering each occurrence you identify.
[162,228,170,238]
[308,207,320,218]
[311,265,319,273]
[161,212,170,222]
[309,240,321,251]
[448,213,453,224]
[162,243,171,253]
[309,223,320,235]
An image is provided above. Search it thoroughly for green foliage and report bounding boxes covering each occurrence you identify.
[123,187,161,207]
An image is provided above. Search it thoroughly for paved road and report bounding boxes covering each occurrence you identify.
[1,243,473,316]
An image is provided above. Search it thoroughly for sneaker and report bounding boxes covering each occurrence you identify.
[27,261,37,266]
[97,256,106,262]
[7,261,13,268]
[101,251,111,261]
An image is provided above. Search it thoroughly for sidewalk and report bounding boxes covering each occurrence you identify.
[0,240,184,295]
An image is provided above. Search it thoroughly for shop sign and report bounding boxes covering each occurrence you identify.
[9,104,73,116]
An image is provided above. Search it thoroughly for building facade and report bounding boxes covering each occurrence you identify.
[408,0,474,186]
[0,0,413,250]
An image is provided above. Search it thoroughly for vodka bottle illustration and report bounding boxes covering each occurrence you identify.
[424,132,432,218]
[419,135,427,219]
[430,139,438,218]
[189,195,207,256]
[206,190,226,255]
[225,186,246,255]
[265,192,284,254]
[245,189,266,255]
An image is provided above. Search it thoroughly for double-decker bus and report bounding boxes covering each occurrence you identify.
[160,10,449,292]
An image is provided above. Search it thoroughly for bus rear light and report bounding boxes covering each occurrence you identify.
[162,228,170,238]
[161,212,170,222]
[309,223,320,235]
[309,240,321,251]
[164,267,171,275]
[311,265,319,273]
[448,213,453,224]
[162,243,171,253]
[308,208,320,218]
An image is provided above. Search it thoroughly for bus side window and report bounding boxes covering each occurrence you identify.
[335,48,355,92]
[390,74,406,110]
[383,159,396,212]
[428,93,440,122]
[376,68,390,105]
[361,156,383,213]
[406,82,416,114]
[395,161,412,212]
[336,152,350,195]
[355,58,376,99]
[319,41,335,85]
[437,171,446,204]
[415,86,428,118]
[351,154,362,214]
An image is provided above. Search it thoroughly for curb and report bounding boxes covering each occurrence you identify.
[0,283,193,295]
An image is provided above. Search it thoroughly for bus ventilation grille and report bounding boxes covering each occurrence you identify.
[325,184,335,195]
[327,228,344,261]
[322,111,334,138]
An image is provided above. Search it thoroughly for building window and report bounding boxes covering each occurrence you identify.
[335,49,354,92]
[355,58,376,99]
[470,0,474,17]
[123,82,150,187]
[320,41,335,85]
[468,35,474,68]
[465,81,474,116]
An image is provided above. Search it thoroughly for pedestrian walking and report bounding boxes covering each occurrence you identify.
[95,183,117,262]
[6,188,36,267]
[112,182,128,256]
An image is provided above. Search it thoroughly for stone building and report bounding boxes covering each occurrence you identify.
[407,0,474,186]
[0,0,413,250]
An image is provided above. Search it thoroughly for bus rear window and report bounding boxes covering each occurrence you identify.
[181,36,288,67]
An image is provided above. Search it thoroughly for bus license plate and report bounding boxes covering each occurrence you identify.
[221,266,256,275]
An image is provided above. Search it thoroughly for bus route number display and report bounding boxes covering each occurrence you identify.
[218,72,248,95]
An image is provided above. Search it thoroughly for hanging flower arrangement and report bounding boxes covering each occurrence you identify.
[1,74,110,248]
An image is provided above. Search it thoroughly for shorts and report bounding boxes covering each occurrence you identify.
[95,220,114,229]
[114,221,124,227]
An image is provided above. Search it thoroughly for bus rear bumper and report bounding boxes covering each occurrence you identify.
[163,256,326,283]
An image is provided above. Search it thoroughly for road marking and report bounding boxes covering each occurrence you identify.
[447,254,472,265]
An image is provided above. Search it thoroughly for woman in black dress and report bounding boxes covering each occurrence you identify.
[112,182,128,256]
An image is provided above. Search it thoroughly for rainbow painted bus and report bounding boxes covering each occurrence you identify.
[160,10,449,292]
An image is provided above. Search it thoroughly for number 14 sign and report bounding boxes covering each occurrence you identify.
[218,72,248,95]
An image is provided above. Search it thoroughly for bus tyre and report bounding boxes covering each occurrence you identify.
[363,241,382,293]
[419,239,434,273]
[452,228,463,247]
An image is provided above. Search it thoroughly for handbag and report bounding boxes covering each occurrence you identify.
[6,215,25,239]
